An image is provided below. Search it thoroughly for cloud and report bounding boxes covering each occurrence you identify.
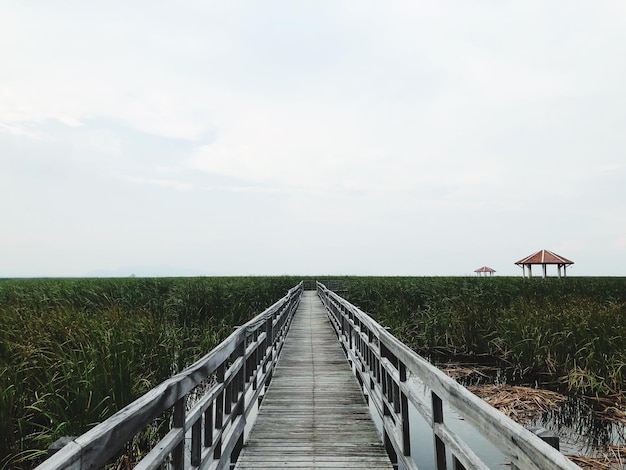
[2,1,626,276]
[0,2,228,141]
[120,176,195,191]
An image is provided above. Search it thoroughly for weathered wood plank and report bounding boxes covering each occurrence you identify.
[234,292,393,469]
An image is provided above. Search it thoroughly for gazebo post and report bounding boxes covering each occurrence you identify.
[542,264,547,278]
[528,264,532,278]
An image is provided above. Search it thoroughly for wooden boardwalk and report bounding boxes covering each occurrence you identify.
[234,291,393,469]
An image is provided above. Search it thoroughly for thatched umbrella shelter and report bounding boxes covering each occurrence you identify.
[474,266,496,276]
[515,249,573,278]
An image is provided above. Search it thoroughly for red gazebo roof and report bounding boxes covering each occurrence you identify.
[515,249,573,266]
[474,266,496,273]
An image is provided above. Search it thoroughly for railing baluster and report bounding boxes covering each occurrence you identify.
[393,382,400,415]
[225,382,232,415]
[204,402,213,447]
[214,363,225,459]
[191,415,202,466]
[384,428,398,468]
[266,316,273,355]
[237,338,245,415]
[453,456,467,470]
[399,362,411,457]
[432,391,446,470]
[381,366,388,402]
[172,396,185,470]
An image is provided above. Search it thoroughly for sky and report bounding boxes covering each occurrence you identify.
[1,1,626,277]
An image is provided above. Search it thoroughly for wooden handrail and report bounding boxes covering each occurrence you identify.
[36,282,303,470]
[316,282,580,470]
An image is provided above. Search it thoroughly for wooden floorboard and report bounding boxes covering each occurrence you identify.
[234,291,393,469]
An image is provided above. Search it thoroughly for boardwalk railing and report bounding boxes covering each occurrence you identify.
[317,282,580,470]
[37,282,303,470]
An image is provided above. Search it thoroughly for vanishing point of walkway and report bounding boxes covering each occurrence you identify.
[235,291,393,469]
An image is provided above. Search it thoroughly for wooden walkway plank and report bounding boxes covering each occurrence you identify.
[234,292,393,470]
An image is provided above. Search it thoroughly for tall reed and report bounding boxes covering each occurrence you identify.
[0,276,300,469]
[343,277,626,396]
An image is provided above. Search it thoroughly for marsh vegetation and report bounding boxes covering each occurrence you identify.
[343,276,626,397]
[2,275,625,468]
[0,276,299,469]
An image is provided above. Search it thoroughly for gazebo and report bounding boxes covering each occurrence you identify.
[515,249,573,278]
[474,266,496,276]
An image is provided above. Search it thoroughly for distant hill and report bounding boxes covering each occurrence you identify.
[85,266,214,277]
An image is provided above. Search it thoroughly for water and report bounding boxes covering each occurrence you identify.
[365,375,506,469]
[407,375,506,469]
[365,361,625,469]
[436,361,626,462]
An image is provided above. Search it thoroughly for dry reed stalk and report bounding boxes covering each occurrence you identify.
[568,445,624,469]
[440,363,497,379]
[467,384,567,422]
[471,385,625,469]
[568,455,613,469]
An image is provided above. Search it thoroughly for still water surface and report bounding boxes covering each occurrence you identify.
[365,364,625,469]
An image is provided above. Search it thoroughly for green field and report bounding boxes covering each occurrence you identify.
[1,276,625,468]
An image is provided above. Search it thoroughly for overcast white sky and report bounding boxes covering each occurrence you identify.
[2,1,625,277]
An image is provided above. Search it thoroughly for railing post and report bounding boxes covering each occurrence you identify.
[266,316,273,346]
[214,363,225,459]
[231,337,246,470]
[237,337,246,415]
[205,403,214,447]
[172,396,185,470]
[367,330,374,390]
[225,382,232,415]
[454,457,468,470]
[264,316,273,375]
[347,310,353,350]
[191,412,201,467]
[399,362,411,457]
[432,391,447,470]
[247,346,253,389]
[384,428,398,468]
[393,382,400,415]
